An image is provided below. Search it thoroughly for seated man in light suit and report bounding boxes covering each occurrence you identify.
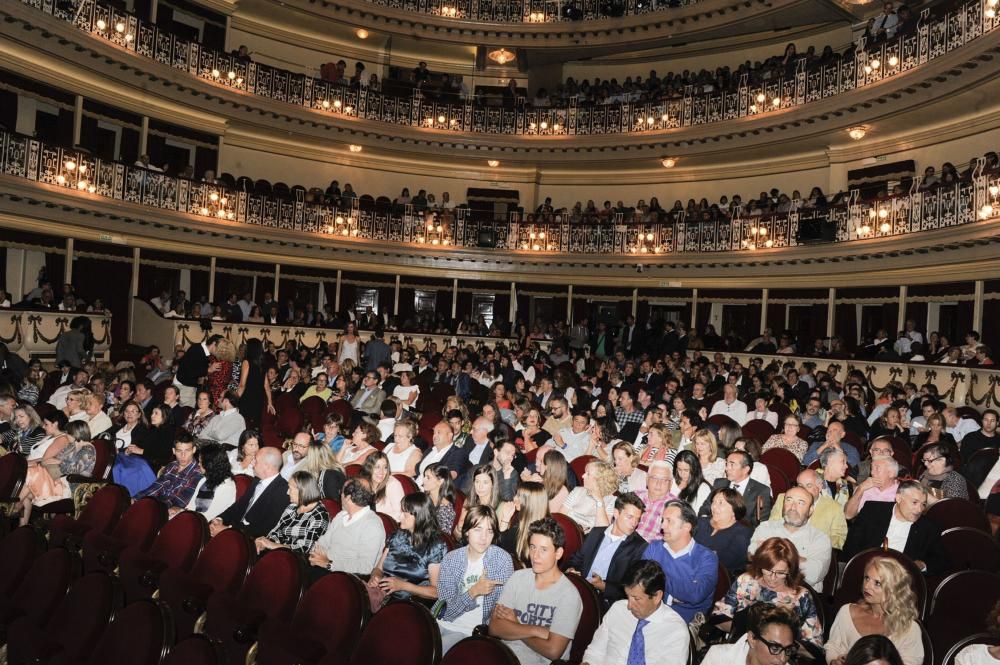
[350,370,386,425]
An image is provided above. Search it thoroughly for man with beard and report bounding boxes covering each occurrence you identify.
[748,486,832,591]
[281,432,311,480]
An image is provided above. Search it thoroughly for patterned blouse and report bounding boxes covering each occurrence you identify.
[436,501,456,534]
[184,409,216,438]
[57,442,97,477]
[761,434,809,462]
[920,470,969,499]
[714,573,824,646]
[266,503,331,553]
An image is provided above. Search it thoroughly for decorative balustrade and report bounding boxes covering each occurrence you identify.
[3,129,999,255]
[13,0,1000,136]
[359,0,699,23]
[0,309,112,360]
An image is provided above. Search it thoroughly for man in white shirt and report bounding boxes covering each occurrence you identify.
[198,390,247,446]
[749,486,832,591]
[551,412,592,461]
[943,407,978,443]
[709,384,748,423]
[281,432,311,480]
[48,368,89,410]
[236,292,255,321]
[582,560,688,665]
[308,478,385,575]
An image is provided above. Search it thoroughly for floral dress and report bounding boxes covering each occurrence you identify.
[713,574,823,646]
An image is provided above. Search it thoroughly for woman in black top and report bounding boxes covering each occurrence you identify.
[694,488,752,577]
[144,405,176,472]
[237,338,271,427]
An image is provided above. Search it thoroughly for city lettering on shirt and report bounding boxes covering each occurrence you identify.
[516,603,557,627]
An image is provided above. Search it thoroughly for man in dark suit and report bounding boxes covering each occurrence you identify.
[566,492,648,610]
[363,329,391,373]
[841,480,948,575]
[210,447,288,539]
[173,334,222,407]
[417,421,471,482]
[700,449,772,528]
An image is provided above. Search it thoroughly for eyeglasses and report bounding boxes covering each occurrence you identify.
[922,456,944,464]
[753,632,798,657]
[648,476,671,484]
[761,568,789,579]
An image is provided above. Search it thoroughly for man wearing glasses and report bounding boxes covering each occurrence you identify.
[700,601,800,665]
[634,461,676,542]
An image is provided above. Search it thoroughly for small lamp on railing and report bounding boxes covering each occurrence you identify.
[987,0,997,19]
[56,158,96,193]
[199,191,235,220]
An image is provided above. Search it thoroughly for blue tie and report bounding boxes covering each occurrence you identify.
[627,618,649,665]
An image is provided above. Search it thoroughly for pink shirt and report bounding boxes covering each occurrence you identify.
[857,482,899,512]
[635,489,677,542]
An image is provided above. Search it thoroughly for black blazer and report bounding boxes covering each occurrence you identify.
[218,475,290,539]
[566,527,648,609]
[457,442,494,494]
[175,343,209,387]
[702,477,773,529]
[841,500,948,575]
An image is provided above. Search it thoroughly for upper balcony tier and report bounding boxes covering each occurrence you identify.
[4,0,1000,157]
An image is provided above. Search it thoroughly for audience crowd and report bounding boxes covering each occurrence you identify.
[1,284,998,664]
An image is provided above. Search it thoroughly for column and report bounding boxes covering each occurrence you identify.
[216,135,224,174]
[334,270,342,312]
[179,268,191,298]
[208,256,216,303]
[690,288,698,330]
[451,278,458,319]
[760,288,769,334]
[509,282,517,324]
[631,289,638,318]
[274,264,281,301]
[139,116,149,156]
[897,285,908,333]
[128,247,140,343]
[64,238,75,284]
[566,284,573,324]
[149,0,159,22]
[317,280,326,313]
[251,274,257,302]
[973,280,984,334]
[72,95,83,146]
[827,287,836,338]
[394,275,400,316]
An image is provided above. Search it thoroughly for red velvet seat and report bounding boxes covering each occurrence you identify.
[0,545,76,644]
[202,548,305,665]
[345,464,365,478]
[441,635,520,665]
[939,526,1000,572]
[943,632,1000,665]
[0,453,27,506]
[82,599,173,665]
[328,399,353,423]
[300,396,329,431]
[759,448,801,484]
[119,511,208,602]
[333,599,441,665]
[569,455,597,485]
[835,548,928,619]
[376,512,399,539]
[158,529,255,640]
[562,572,603,665]
[82,497,168,574]
[320,498,342,519]
[6,572,121,665]
[552,514,584,568]
[926,498,990,533]
[707,414,739,429]
[163,635,228,665]
[742,419,776,442]
[927,571,1000,664]
[394,473,420,496]
[764,464,792,502]
[254,572,370,665]
[233,474,253,501]
[0,526,44,598]
[48,483,130,549]
[452,490,465,519]
[89,435,116,480]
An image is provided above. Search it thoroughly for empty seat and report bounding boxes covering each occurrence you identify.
[254,572,370,664]
[202,548,304,665]
[940,526,1000,572]
[0,453,27,510]
[764,464,792,501]
[394,473,421,496]
[742,419,776,442]
[0,526,44,599]
[562,572,603,664]
[82,497,168,574]
[7,572,120,665]
[926,498,990,533]
[927,570,1000,663]
[158,529,255,640]
[163,635,228,665]
[48,483,130,549]
[83,599,173,665]
[119,511,208,601]
[760,448,802,484]
[441,635,520,665]
[300,396,329,431]
[334,599,441,665]
[569,455,597,485]
[0,545,76,644]
[552,513,584,567]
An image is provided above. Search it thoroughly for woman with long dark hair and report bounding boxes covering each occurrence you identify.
[184,443,237,521]
[237,337,271,427]
[423,462,457,534]
[673,450,712,513]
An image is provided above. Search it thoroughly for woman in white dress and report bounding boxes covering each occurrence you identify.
[337,322,361,366]
[392,371,420,410]
[385,421,422,478]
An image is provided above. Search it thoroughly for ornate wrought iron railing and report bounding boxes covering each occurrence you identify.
[3,129,999,255]
[356,0,699,22]
[14,0,1000,136]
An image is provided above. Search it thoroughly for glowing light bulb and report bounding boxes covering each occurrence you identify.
[437,115,446,123]
[56,175,66,184]
[888,55,898,66]
[764,239,774,248]
[96,19,106,30]
[114,22,125,32]
[756,93,766,103]
[209,192,219,202]
[200,207,209,215]
[540,121,549,130]
[65,160,76,171]
[772,97,781,107]
[211,68,220,78]
[227,71,236,80]
[989,184,999,196]
[879,222,891,233]
[77,164,87,174]
[870,58,881,69]
[334,100,342,109]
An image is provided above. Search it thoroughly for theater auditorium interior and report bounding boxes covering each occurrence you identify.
[1,0,1000,661]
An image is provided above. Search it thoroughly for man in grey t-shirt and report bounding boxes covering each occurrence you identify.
[490,517,583,665]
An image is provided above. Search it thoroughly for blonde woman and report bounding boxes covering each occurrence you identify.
[826,557,924,665]
[385,420,422,478]
[638,423,677,467]
[497,481,550,566]
[693,428,726,486]
[300,441,346,500]
[612,441,647,493]
[559,460,619,532]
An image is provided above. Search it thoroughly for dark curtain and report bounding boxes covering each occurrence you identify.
[137,265,180,301]
[983,301,1000,352]
[73,256,130,350]
[905,302,927,334]
[190,270,209,303]
[766,303,785,333]
[46,252,66,289]
[835,304,858,349]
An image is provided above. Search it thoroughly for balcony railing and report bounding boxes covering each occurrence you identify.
[356,0,700,23]
[4,128,999,256]
[15,0,1000,136]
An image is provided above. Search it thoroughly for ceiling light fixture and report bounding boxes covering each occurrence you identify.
[848,126,867,140]
[356,28,369,39]
[661,157,676,168]
[487,159,500,167]
[488,48,515,66]
[348,145,363,153]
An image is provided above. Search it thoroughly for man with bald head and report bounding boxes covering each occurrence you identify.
[750,485,832,591]
[770,468,848,548]
[417,420,470,483]
[457,417,495,492]
[211,446,288,538]
[803,420,860,468]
